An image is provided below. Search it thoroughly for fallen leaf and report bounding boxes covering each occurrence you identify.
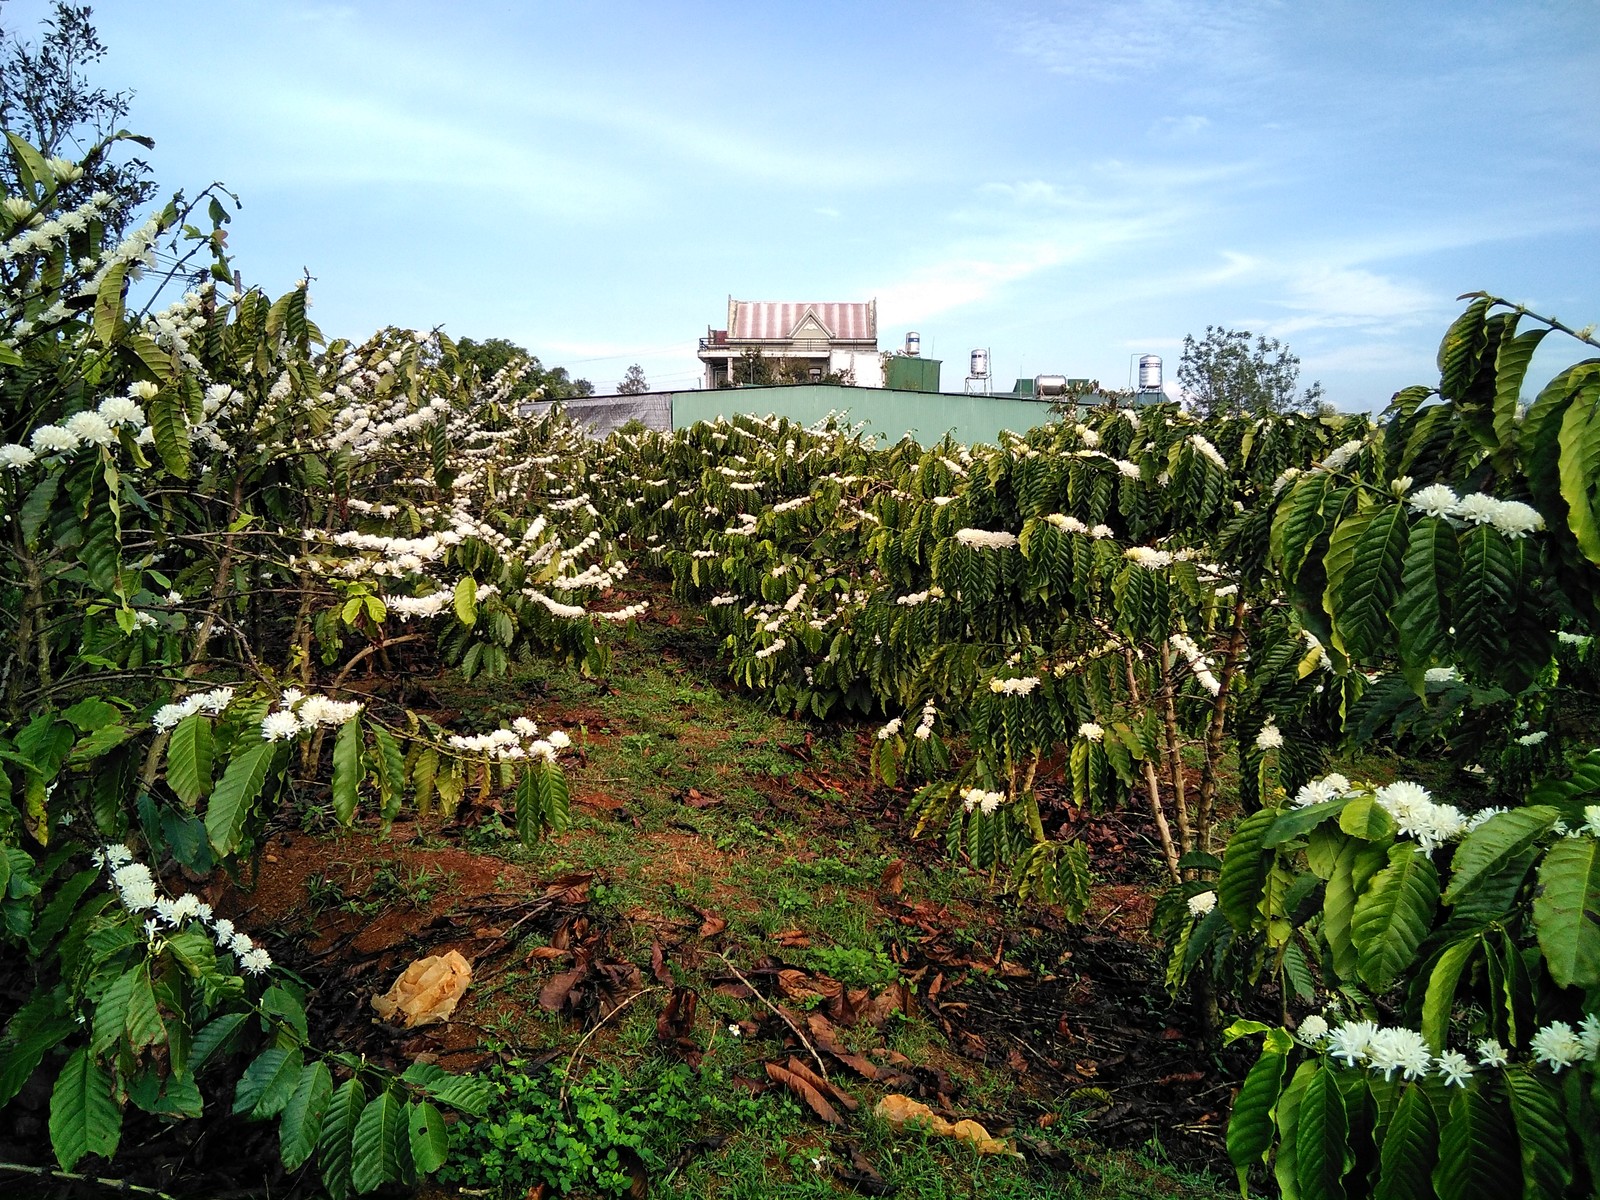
[774,928,811,949]
[696,910,727,939]
[539,956,591,1013]
[835,1143,894,1195]
[649,941,674,986]
[878,859,904,898]
[766,1061,843,1125]
[657,986,699,1045]
[684,788,720,809]
[783,1055,857,1112]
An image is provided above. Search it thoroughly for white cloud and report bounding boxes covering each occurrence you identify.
[1151,115,1211,140]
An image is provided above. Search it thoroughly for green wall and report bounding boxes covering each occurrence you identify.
[670,384,1062,447]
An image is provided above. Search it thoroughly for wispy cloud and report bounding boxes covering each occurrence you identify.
[996,0,1278,84]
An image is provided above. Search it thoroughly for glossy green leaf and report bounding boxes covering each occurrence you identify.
[167,713,215,806]
[1293,1065,1349,1200]
[279,1061,333,1172]
[1352,842,1439,993]
[205,741,277,856]
[49,1048,122,1171]
[331,717,363,825]
[1532,834,1600,989]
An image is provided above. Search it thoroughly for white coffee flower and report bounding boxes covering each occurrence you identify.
[1187,890,1217,917]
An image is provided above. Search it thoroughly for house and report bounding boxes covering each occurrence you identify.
[698,299,882,389]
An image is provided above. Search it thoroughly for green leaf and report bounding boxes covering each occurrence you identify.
[1421,936,1480,1052]
[1324,839,1390,984]
[233,1047,304,1119]
[1492,328,1549,449]
[1394,517,1459,671]
[1339,795,1397,842]
[206,741,277,856]
[1374,1083,1437,1200]
[49,1048,122,1171]
[279,1061,333,1173]
[400,1061,492,1116]
[1532,834,1600,989]
[189,1012,247,1073]
[1228,1043,1288,1192]
[124,967,164,1049]
[332,717,363,825]
[1264,798,1351,848]
[1453,525,1519,682]
[94,261,128,345]
[319,1077,366,1200]
[91,969,137,1057]
[1433,1083,1518,1200]
[1503,1066,1571,1198]
[371,724,405,824]
[167,713,215,806]
[407,1100,448,1174]
[453,576,477,626]
[1437,296,1491,401]
[1293,1065,1349,1200]
[1444,807,1558,904]
[351,1088,410,1193]
[1557,385,1600,565]
[1219,808,1279,932]
[147,390,191,478]
[1336,502,1409,661]
[1351,842,1440,992]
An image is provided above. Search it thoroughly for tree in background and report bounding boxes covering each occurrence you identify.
[616,363,649,394]
[1177,325,1325,419]
[0,1,154,236]
[455,335,594,400]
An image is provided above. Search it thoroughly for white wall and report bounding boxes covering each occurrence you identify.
[830,349,883,388]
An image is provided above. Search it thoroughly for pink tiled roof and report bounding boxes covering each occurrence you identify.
[729,301,875,342]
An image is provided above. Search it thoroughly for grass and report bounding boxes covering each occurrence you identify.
[384,600,1239,1198]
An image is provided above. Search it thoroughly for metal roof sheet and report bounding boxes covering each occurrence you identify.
[729,301,876,342]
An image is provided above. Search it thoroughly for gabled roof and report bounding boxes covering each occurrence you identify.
[729,300,876,342]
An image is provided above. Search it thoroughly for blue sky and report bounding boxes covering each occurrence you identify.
[13,0,1598,406]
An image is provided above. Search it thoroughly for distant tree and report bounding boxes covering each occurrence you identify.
[454,335,593,401]
[1177,326,1325,419]
[616,363,649,394]
[0,1,155,236]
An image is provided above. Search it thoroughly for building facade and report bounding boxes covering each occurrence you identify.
[698,299,882,389]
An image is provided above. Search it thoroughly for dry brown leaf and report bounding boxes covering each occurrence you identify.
[370,951,472,1028]
[539,956,591,1012]
[697,911,727,939]
[765,1061,843,1125]
[879,858,905,897]
[783,1055,858,1113]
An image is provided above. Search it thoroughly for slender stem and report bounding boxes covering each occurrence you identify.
[715,952,830,1082]
[1125,651,1182,884]
[0,1161,180,1200]
[1197,595,1250,849]
[1157,641,1194,860]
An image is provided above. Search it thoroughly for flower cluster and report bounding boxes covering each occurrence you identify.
[960,787,1005,815]
[151,687,237,732]
[988,675,1041,696]
[1316,439,1366,475]
[1255,723,1284,751]
[955,528,1019,550]
[1292,772,1352,807]
[1372,780,1466,852]
[1315,1015,1598,1082]
[1124,546,1172,570]
[912,699,937,741]
[92,845,273,975]
[1187,890,1217,916]
[1078,722,1104,742]
[1406,484,1545,537]
[1189,435,1227,469]
[1169,632,1221,695]
[446,720,571,761]
[260,692,364,741]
